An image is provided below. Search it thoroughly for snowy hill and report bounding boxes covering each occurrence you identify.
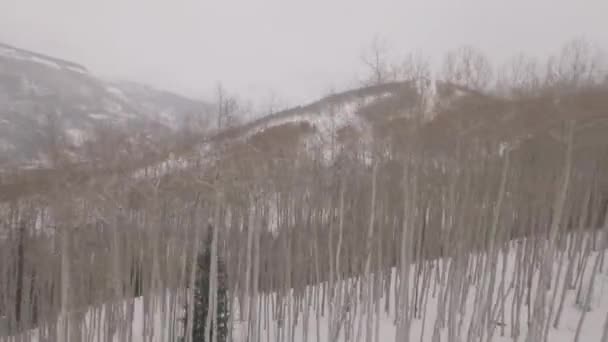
[9,239,608,342]
[143,80,469,173]
[1,54,608,342]
[0,42,211,168]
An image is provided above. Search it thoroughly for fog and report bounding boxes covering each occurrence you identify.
[3,2,608,342]
[1,0,607,104]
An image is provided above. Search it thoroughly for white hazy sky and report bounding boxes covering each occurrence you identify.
[1,0,607,104]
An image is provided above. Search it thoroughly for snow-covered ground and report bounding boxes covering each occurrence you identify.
[0,44,87,74]
[5,293,181,342]
[131,92,391,180]
[7,239,608,342]
[232,249,608,342]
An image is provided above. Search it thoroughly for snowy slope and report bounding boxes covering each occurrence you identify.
[0,42,210,169]
[9,237,608,342]
[230,244,608,342]
[0,42,87,74]
[127,80,484,181]
[128,84,403,179]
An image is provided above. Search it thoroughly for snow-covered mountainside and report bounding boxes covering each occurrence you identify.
[141,80,482,176]
[106,81,211,131]
[0,42,210,168]
[11,242,608,342]
[133,82,418,177]
[0,79,467,201]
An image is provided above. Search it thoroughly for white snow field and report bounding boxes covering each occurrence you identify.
[232,247,608,342]
[7,235,608,342]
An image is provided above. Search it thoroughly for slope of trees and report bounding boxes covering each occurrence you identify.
[0,39,607,342]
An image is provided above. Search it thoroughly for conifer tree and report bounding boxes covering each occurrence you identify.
[183,229,230,342]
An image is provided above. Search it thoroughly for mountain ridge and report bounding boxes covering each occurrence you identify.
[0,41,211,169]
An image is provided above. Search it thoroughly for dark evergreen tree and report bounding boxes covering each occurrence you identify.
[182,230,230,342]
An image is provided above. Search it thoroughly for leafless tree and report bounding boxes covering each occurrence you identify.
[442,45,493,90]
[497,53,542,97]
[3,39,608,342]
[215,83,240,130]
[546,38,605,89]
[361,36,393,86]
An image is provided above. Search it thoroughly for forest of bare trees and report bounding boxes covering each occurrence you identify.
[1,39,608,342]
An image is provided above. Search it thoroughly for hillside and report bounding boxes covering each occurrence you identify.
[0,42,211,169]
[0,80,455,201]
[2,73,607,204]
[1,49,608,342]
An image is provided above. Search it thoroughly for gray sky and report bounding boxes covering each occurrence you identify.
[1,0,607,105]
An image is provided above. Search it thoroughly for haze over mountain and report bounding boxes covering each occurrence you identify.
[2,0,607,104]
[1,8,608,340]
[0,42,211,168]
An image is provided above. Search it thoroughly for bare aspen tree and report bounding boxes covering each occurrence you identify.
[396,160,417,342]
[546,38,605,89]
[3,39,608,342]
[442,45,493,90]
[553,187,592,328]
[185,198,202,342]
[361,36,393,86]
[573,251,603,342]
[498,54,541,97]
[215,83,240,131]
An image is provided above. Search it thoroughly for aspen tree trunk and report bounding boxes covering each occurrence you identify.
[244,199,256,326]
[330,183,346,341]
[573,251,603,342]
[328,195,336,342]
[397,161,415,342]
[374,233,382,342]
[600,311,608,342]
[204,201,221,342]
[250,203,262,342]
[185,201,202,342]
[57,224,71,342]
[537,121,574,342]
[574,203,608,341]
[554,188,591,329]
[364,162,378,342]
[485,152,510,339]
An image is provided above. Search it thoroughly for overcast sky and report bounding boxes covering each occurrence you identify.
[1,0,607,105]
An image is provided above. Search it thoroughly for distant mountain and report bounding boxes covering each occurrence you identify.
[2,62,607,203]
[106,80,211,131]
[0,42,211,168]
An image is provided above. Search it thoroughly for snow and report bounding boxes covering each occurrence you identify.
[230,249,608,342]
[0,45,58,70]
[9,238,608,342]
[65,65,87,74]
[0,44,87,75]
[131,154,193,180]
[88,113,111,121]
[0,46,62,71]
[128,95,379,179]
[0,139,15,151]
[6,294,178,342]
[28,56,64,70]
[105,86,128,101]
[237,93,388,164]
[65,128,87,146]
[158,109,180,130]
[243,94,385,141]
